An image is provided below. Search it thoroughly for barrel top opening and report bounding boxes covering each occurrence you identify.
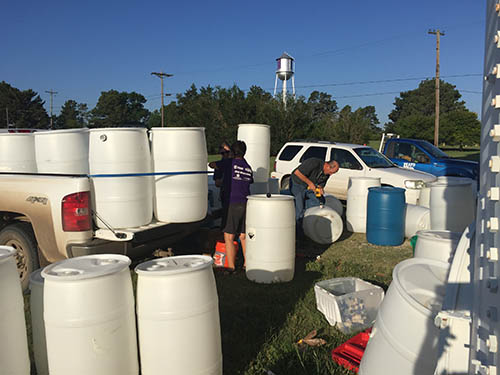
[247,194,294,201]
[135,255,213,276]
[42,254,131,281]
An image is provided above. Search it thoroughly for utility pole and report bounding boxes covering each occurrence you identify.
[428,29,445,147]
[151,72,173,127]
[45,89,58,129]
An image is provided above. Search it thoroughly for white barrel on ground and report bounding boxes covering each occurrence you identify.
[30,269,48,375]
[324,194,343,216]
[34,128,89,174]
[135,255,222,375]
[303,206,343,244]
[42,254,139,375]
[246,195,295,283]
[0,246,30,375]
[418,185,431,208]
[150,127,208,223]
[359,258,449,375]
[89,128,153,228]
[346,177,381,233]
[237,123,270,183]
[0,133,37,172]
[414,230,462,264]
[404,204,430,238]
[430,179,475,232]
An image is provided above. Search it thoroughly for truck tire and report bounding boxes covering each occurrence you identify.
[0,223,39,291]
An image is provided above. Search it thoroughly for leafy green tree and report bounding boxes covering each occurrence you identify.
[334,105,379,144]
[90,90,149,127]
[56,100,88,128]
[0,81,49,128]
[386,79,479,146]
[147,109,161,129]
[308,91,338,121]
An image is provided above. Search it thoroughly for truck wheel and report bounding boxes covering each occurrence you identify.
[281,176,290,190]
[0,223,39,291]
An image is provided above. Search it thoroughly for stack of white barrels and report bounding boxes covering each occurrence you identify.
[1,251,223,375]
[0,127,209,228]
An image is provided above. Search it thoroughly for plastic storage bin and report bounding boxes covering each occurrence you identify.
[314,277,384,334]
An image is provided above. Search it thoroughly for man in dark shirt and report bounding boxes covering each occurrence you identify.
[290,158,339,223]
[211,141,253,271]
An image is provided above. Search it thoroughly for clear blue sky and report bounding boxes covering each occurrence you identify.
[1,0,485,125]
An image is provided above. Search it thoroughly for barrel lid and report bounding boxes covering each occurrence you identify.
[135,255,213,276]
[368,186,406,194]
[41,254,131,281]
[34,128,89,135]
[247,194,294,201]
[150,127,205,132]
[416,230,462,243]
[237,123,270,129]
[0,246,16,261]
[89,127,147,133]
[29,268,44,286]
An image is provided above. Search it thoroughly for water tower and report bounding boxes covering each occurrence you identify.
[273,52,295,107]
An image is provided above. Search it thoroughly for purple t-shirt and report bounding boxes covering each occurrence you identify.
[216,158,253,204]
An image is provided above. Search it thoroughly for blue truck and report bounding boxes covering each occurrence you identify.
[380,136,479,180]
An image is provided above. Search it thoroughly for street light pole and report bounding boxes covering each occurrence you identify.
[151,72,173,127]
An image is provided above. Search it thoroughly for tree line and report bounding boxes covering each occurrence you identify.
[0,79,480,154]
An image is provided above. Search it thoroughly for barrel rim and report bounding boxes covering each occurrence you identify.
[430,180,473,187]
[135,255,213,276]
[368,186,406,194]
[237,123,270,129]
[34,128,90,136]
[349,176,381,182]
[391,258,449,315]
[42,254,131,281]
[0,245,16,261]
[149,127,206,132]
[415,230,462,242]
[29,268,44,286]
[247,194,294,201]
[0,132,34,138]
[89,127,148,132]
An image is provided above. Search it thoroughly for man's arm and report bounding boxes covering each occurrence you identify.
[293,169,316,191]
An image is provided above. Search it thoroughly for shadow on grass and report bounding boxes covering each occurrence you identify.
[215,257,322,374]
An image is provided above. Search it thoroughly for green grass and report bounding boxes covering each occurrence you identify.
[23,231,412,375]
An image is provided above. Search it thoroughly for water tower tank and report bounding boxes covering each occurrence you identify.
[276,52,294,81]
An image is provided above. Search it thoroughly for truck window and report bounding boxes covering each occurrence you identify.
[396,143,430,164]
[278,145,303,161]
[299,146,327,162]
[330,148,362,170]
[386,142,396,158]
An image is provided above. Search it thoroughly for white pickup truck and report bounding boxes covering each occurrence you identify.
[0,172,203,290]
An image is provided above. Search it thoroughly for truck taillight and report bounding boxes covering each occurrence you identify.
[62,192,91,232]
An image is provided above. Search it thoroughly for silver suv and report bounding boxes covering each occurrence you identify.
[271,141,436,204]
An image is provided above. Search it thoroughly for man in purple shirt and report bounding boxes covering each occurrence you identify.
[210,141,253,271]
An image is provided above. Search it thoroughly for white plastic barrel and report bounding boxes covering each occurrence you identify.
[418,185,431,208]
[0,246,30,375]
[346,177,381,233]
[303,206,343,244]
[35,128,89,174]
[237,124,270,183]
[135,255,222,375]
[414,230,462,264]
[430,179,475,232]
[359,258,449,375]
[405,204,430,238]
[42,254,138,375]
[246,195,295,283]
[89,128,153,229]
[30,269,48,375]
[324,194,344,216]
[0,133,37,172]
[150,127,208,223]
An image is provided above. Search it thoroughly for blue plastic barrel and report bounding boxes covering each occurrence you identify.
[366,187,406,246]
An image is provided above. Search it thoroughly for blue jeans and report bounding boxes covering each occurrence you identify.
[289,178,321,223]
